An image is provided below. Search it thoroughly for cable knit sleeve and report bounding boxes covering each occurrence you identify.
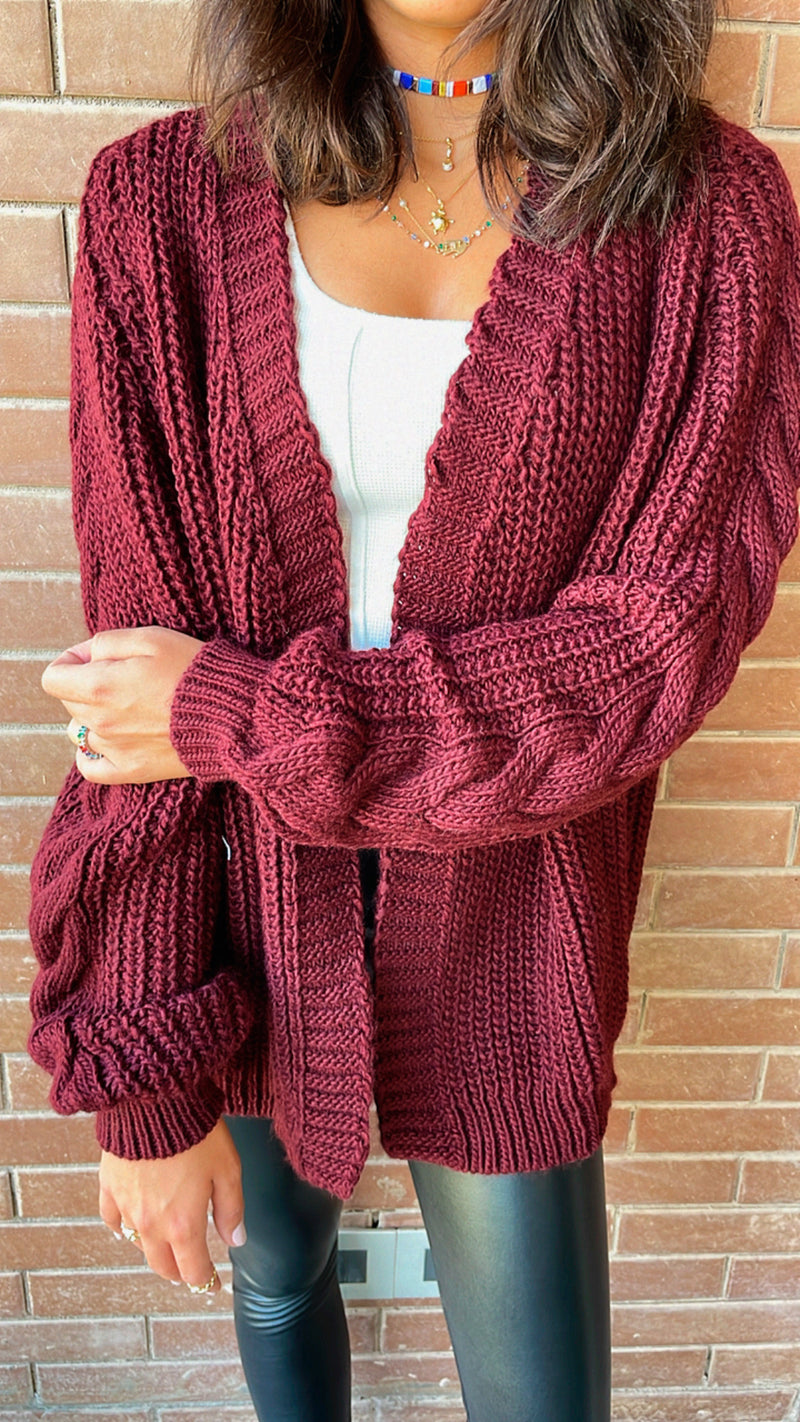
[169,137,800,852]
[27,145,255,1160]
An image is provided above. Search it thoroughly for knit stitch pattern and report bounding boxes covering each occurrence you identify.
[27,105,800,1198]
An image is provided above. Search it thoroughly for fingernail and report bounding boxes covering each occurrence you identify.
[170,1280,181,1287]
[231,1223,247,1246]
[113,1232,123,1241]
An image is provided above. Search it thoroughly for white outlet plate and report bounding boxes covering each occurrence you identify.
[337,1228,440,1300]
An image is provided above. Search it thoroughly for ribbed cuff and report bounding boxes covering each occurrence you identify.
[95,1078,225,1159]
[169,636,273,784]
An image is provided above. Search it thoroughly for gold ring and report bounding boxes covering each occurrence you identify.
[187,1264,219,1294]
[119,1222,141,1244]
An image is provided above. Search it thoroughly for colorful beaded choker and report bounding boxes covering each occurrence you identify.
[390,68,497,97]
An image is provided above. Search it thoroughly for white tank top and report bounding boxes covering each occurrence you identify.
[285,211,472,651]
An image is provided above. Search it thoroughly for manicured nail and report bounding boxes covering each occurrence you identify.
[113,1232,122,1240]
[170,1280,181,1287]
[231,1223,247,1246]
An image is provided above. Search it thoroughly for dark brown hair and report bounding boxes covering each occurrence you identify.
[187,0,726,252]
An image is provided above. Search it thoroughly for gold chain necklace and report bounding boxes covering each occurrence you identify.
[414,127,478,172]
[380,166,529,259]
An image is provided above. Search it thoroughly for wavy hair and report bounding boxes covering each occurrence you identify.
[187,0,726,252]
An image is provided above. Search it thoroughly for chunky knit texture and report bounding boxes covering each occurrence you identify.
[27,106,800,1198]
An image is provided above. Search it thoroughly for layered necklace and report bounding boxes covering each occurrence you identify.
[382,65,525,259]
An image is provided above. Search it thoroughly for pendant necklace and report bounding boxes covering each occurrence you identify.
[415,126,478,173]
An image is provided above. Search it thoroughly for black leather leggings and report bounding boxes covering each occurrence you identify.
[223,850,611,1422]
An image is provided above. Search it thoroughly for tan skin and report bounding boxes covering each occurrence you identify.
[42,0,521,1297]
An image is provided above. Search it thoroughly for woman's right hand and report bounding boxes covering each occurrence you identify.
[98,1118,246,1296]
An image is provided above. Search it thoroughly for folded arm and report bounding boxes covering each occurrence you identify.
[169,147,800,850]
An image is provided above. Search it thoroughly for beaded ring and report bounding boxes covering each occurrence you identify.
[76,724,103,760]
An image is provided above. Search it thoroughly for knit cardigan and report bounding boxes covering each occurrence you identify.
[27,105,800,1199]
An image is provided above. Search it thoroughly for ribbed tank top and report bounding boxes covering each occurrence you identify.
[285,211,472,650]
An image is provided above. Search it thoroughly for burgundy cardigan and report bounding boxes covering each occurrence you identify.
[27,105,800,1198]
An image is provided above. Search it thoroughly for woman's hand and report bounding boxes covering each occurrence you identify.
[99,1119,247,1297]
[40,626,206,784]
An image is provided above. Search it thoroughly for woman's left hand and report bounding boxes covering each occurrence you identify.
[41,626,206,784]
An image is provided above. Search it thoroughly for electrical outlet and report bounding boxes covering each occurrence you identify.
[336,1228,440,1300]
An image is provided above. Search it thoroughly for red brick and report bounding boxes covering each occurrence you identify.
[611,1346,707,1387]
[370,1408,463,1422]
[0,1112,98,1168]
[28,1265,237,1318]
[0,802,54,865]
[0,1176,12,1221]
[616,995,644,1046]
[0,937,35,993]
[632,871,657,930]
[0,867,31,927]
[0,1316,146,1363]
[381,1307,450,1354]
[618,1207,800,1255]
[0,405,70,487]
[711,1343,800,1385]
[644,805,792,868]
[609,1389,796,1421]
[0,1415,149,1422]
[15,1164,97,1217]
[761,1051,800,1099]
[347,1162,418,1211]
[782,938,800,987]
[6,1057,59,1113]
[353,1354,460,1388]
[728,1254,800,1298]
[157,1412,259,1422]
[0,1365,32,1405]
[0,577,87,652]
[629,933,780,990]
[61,0,193,101]
[667,736,800,803]
[655,872,800,931]
[747,586,800,659]
[613,1049,760,1101]
[604,1155,737,1205]
[609,1255,725,1302]
[764,138,800,211]
[1,732,76,796]
[157,1412,258,1422]
[704,27,763,127]
[0,1272,25,1318]
[36,1360,252,1405]
[148,1314,240,1360]
[0,210,68,303]
[0,994,31,1050]
[0,659,62,723]
[739,1158,800,1204]
[726,0,800,16]
[157,1413,258,1422]
[0,0,52,95]
[0,309,70,399]
[642,995,800,1046]
[604,1105,632,1153]
[0,101,173,204]
[702,665,800,732]
[0,491,77,570]
[766,34,800,126]
[635,1105,800,1153]
[613,1298,800,1346]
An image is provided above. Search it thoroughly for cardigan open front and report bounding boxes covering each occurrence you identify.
[26,105,800,1199]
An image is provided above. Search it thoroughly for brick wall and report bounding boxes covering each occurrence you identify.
[1,1,799,1418]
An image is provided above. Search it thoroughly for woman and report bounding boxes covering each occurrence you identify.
[26,0,800,1418]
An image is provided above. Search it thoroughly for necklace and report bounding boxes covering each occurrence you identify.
[389,68,498,97]
[415,127,478,172]
[419,166,479,236]
[380,167,529,259]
